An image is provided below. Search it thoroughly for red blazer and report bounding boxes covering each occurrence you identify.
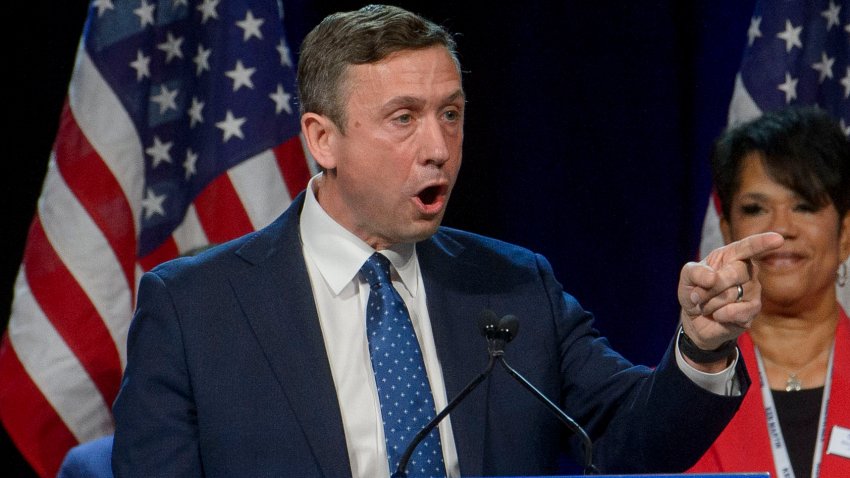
[688,309,850,477]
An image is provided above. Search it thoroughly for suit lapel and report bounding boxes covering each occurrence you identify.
[229,194,352,477]
[418,232,492,476]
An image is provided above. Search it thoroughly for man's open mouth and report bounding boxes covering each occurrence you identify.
[417,185,444,206]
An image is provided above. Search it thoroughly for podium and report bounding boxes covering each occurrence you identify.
[471,475,769,478]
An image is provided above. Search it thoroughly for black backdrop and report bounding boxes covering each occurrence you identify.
[3,1,755,474]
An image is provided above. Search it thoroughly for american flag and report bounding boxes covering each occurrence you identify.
[0,0,312,476]
[699,0,850,313]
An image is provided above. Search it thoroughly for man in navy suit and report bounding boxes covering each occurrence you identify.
[112,5,783,477]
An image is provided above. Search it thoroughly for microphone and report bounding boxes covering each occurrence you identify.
[392,310,598,477]
[480,309,517,356]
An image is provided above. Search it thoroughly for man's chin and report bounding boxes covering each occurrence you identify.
[405,219,443,243]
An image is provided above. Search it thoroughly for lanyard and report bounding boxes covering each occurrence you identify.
[754,343,834,478]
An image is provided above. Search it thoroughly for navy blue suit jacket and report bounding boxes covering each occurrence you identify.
[112,193,749,477]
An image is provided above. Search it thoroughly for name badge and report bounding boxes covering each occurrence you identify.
[827,425,850,459]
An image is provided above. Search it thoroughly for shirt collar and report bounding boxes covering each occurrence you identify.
[299,174,419,297]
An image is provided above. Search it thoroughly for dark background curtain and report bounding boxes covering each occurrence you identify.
[2,1,754,474]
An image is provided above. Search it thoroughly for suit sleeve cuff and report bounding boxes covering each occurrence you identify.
[675,338,741,396]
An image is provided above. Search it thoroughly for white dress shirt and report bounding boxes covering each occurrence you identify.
[299,176,460,478]
[297,174,738,477]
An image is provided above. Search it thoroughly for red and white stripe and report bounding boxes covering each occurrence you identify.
[0,34,312,478]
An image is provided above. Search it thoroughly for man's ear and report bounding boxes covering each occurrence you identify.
[301,113,339,171]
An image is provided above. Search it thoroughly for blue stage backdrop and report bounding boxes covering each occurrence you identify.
[2,1,756,475]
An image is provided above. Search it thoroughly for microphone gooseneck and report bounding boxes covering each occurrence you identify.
[496,350,598,474]
[486,313,598,474]
[392,310,598,477]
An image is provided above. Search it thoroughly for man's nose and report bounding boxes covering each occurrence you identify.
[419,117,450,166]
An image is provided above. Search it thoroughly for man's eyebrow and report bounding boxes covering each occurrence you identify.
[381,90,466,112]
[382,96,426,112]
[446,89,465,103]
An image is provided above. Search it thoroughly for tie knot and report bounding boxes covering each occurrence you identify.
[360,252,392,290]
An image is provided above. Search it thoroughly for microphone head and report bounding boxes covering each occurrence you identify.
[498,315,520,343]
[477,309,500,338]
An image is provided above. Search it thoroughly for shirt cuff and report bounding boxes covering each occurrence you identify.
[675,338,741,396]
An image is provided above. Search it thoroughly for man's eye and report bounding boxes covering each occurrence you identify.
[396,114,412,124]
[444,110,459,121]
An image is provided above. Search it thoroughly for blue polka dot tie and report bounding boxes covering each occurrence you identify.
[360,253,446,478]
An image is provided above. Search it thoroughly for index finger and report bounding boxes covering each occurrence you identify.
[722,232,784,262]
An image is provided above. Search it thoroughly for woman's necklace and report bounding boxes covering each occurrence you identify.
[754,344,835,478]
[761,347,829,392]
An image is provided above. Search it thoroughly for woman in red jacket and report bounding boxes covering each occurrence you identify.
[689,106,849,478]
